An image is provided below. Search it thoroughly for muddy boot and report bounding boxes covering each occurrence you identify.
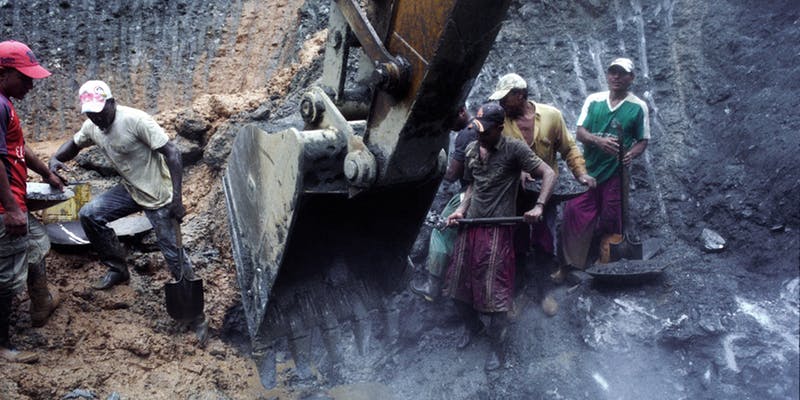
[192,314,209,348]
[409,273,441,302]
[92,260,130,291]
[27,260,61,327]
[0,294,38,364]
[484,313,508,371]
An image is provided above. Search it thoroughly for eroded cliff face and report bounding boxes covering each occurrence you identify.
[1,0,316,140]
[476,0,799,249]
[0,1,797,399]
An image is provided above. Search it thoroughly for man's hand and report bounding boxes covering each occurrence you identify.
[623,150,640,166]
[169,199,186,222]
[43,171,65,192]
[4,209,27,236]
[595,135,619,156]
[577,174,597,189]
[446,211,464,227]
[523,203,544,224]
[49,157,70,176]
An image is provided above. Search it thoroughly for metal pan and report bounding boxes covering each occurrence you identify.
[26,182,75,211]
[585,259,667,285]
[522,176,588,203]
[45,215,153,246]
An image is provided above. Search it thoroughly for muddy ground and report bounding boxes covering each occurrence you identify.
[1,1,799,399]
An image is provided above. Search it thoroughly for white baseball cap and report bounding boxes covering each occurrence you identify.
[78,80,113,113]
[488,73,527,101]
[608,58,634,73]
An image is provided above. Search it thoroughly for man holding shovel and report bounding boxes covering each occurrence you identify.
[560,58,650,272]
[49,80,207,346]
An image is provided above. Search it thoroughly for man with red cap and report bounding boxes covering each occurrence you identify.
[0,40,64,363]
[442,102,555,370]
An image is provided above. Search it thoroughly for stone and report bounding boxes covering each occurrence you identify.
[700,228,726,253]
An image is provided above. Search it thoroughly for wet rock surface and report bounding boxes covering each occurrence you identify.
[2,0,798,399]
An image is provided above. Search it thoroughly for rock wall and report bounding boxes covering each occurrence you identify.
[472,0,799,253]
[1,0,309,140]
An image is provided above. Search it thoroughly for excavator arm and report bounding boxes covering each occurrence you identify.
[222,0,511,387]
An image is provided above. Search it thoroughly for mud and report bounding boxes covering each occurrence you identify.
[1,0,798,399]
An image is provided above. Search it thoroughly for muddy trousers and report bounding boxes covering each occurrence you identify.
[0,214,56,336]
[79,184,195,280]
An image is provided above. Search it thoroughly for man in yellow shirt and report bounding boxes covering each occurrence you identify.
[489,73,596,280]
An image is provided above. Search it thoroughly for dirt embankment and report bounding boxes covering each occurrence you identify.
[2,1,327,399]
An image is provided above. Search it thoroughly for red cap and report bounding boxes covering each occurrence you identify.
[0,40,51,79]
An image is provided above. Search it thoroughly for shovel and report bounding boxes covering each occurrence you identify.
[164,220,204,321]
[599,121,643,263]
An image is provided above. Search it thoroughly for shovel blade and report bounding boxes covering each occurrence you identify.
[609,236,643,262]
[165,278,204,321]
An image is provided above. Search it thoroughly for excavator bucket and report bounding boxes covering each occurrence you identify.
[223,0,512,385]
[222,126,305,338]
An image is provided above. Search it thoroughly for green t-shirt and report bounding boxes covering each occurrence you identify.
[577,91,650,184]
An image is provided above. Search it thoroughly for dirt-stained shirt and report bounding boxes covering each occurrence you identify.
[73,105,172,209]
[0,94,28,213]
[502,100,587,178]
[463,136,543,218]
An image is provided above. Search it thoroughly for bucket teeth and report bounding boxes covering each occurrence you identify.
[288,332,314,381]
[351,294,370,355]
[254,345,277,389]
[287,294,315,381]
[319,299,344,365]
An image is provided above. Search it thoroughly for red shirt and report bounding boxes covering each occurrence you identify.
[0,94,28,213]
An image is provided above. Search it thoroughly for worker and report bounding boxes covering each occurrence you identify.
[560,57,650,270]
[49,80,208,345]
[409,104,473,301]
[0,40,63,363]
[489,72,596,281]
[442,102,555,370]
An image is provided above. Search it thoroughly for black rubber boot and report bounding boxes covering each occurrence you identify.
[92,259,130,290]
[409,273,442,302]
[0,293,38,363]
[27,259,61,327]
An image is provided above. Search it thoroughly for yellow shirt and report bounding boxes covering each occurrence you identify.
[502,100,587,178]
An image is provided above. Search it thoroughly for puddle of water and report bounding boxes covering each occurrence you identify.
[328,382,396,400]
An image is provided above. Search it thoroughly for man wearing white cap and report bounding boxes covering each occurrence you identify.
[560,57,650,270]
[0,40,64,363]
[49,80,207,345]
[488,73,596,280]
